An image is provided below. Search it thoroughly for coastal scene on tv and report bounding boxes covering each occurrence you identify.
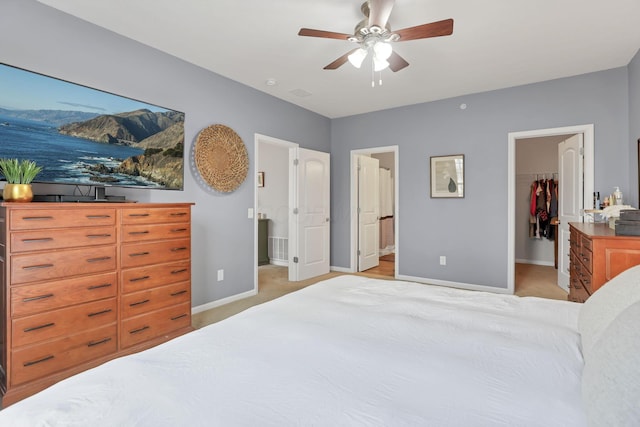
[0,64,185,190]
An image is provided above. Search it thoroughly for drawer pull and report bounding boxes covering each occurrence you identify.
[130,275,150,283]
[87,234,112,238]
[170,212,187,217]
[171,247,187,252]
[129,299,150,307]
[88,337,112,347]
[24,355,54,367]
[87,256,111,263]
[128,230,150,235]
[129,213,150,217]
[22,216,54,221]
[170,290,188,297]
[130,251,150,257]
[24,322,55,332]
[21,237,54,243]
[22,263,54,271]
[23,293,55,302]
[171,268,188,274]
[171,228,188,233]
[171,313,188,321]
[87,283,113,290]
[88,308,113,317]
[130,325,150,335]
[86,215,112,219]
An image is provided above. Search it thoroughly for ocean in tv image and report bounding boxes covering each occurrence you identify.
[0,63,185,190]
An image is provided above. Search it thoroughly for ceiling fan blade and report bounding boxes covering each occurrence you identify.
[323,49,359,70]
[298,28,352,40]
[395,18,454,41]
[388,52,409,72]
[368,0,395,30]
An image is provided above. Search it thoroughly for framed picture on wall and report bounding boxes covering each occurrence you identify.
[430,154,464,198]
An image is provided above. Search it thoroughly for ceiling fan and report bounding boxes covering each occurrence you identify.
[298,0,454,74]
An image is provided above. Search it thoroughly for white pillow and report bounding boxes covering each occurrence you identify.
[582,301,640,426]
[578,264,640,360]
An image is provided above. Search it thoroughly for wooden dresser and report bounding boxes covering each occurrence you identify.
[0,202,193,406]
[569,222,640,302]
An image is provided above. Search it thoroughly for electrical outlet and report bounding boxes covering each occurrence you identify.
[217,269,224,281]
[439,256,446,266]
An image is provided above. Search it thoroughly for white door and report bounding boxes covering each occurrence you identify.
[289,148,330,281]
[358,155,380,271]
[558,134,583,291]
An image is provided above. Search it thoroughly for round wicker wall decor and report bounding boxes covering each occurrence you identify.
[194,124,248,193]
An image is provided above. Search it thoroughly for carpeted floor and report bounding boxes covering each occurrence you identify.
[192,262,567,329]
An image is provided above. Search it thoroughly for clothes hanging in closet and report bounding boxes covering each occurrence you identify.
[529,178,557,240]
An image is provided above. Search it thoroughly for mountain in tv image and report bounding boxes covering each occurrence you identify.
[59,108,185,189]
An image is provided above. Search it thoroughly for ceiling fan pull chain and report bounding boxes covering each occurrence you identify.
[379,71,383,86]
[371,56,375,88]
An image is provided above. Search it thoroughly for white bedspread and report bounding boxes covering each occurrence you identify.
[0,276,586,426]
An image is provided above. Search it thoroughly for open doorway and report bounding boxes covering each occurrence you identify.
[255,135,296,293]
[350,146,399,278]
[254,134,331,293]
[508,125,594,298]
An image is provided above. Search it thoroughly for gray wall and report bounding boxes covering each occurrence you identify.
[331,68,630,289]
[1,0,331,306]
[4,0,639,299]
[629,50,640,207]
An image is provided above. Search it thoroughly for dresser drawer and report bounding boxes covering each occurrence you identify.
[121,260,190,293]
[12,298,117,348]
[579,246,593,273]
[121,207,191,225]
[11,272,117,317]
[11,324,117,386]
[121,239,190,268]
[9,208,116,230]
[121,282,191,318]
[11,246,116,285]
[568,283,590,303]
[10,226,116,253]
[121,222,190,243]
[581,235,593,252]
[120,302,191,349]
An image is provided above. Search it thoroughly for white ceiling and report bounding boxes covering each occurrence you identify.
[37,0,640,119]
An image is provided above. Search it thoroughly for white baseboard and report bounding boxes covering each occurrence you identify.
[269,260,288,267]
[191,289,257,315]
[396,274,513,295]
[515,259,555,267]
[330,266,353,273]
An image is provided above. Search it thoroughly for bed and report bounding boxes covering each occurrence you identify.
[0,271,639,426]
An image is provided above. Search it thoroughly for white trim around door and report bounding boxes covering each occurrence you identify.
[349,145,399,277]
[507,124,594,294]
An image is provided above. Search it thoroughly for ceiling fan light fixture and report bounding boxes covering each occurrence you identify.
[373,56,389,72]
[348,48,368,69]
[373,41,392,60]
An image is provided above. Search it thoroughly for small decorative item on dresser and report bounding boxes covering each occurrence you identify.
[0,158,43,202]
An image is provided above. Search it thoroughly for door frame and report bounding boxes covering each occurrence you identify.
[507,124,594,294]
[349,145,399,276]
[254,133,298,293]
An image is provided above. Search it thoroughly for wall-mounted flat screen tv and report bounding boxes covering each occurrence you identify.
[0,63,185,192]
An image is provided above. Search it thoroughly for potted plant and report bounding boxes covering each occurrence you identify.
[0,158,43,202]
